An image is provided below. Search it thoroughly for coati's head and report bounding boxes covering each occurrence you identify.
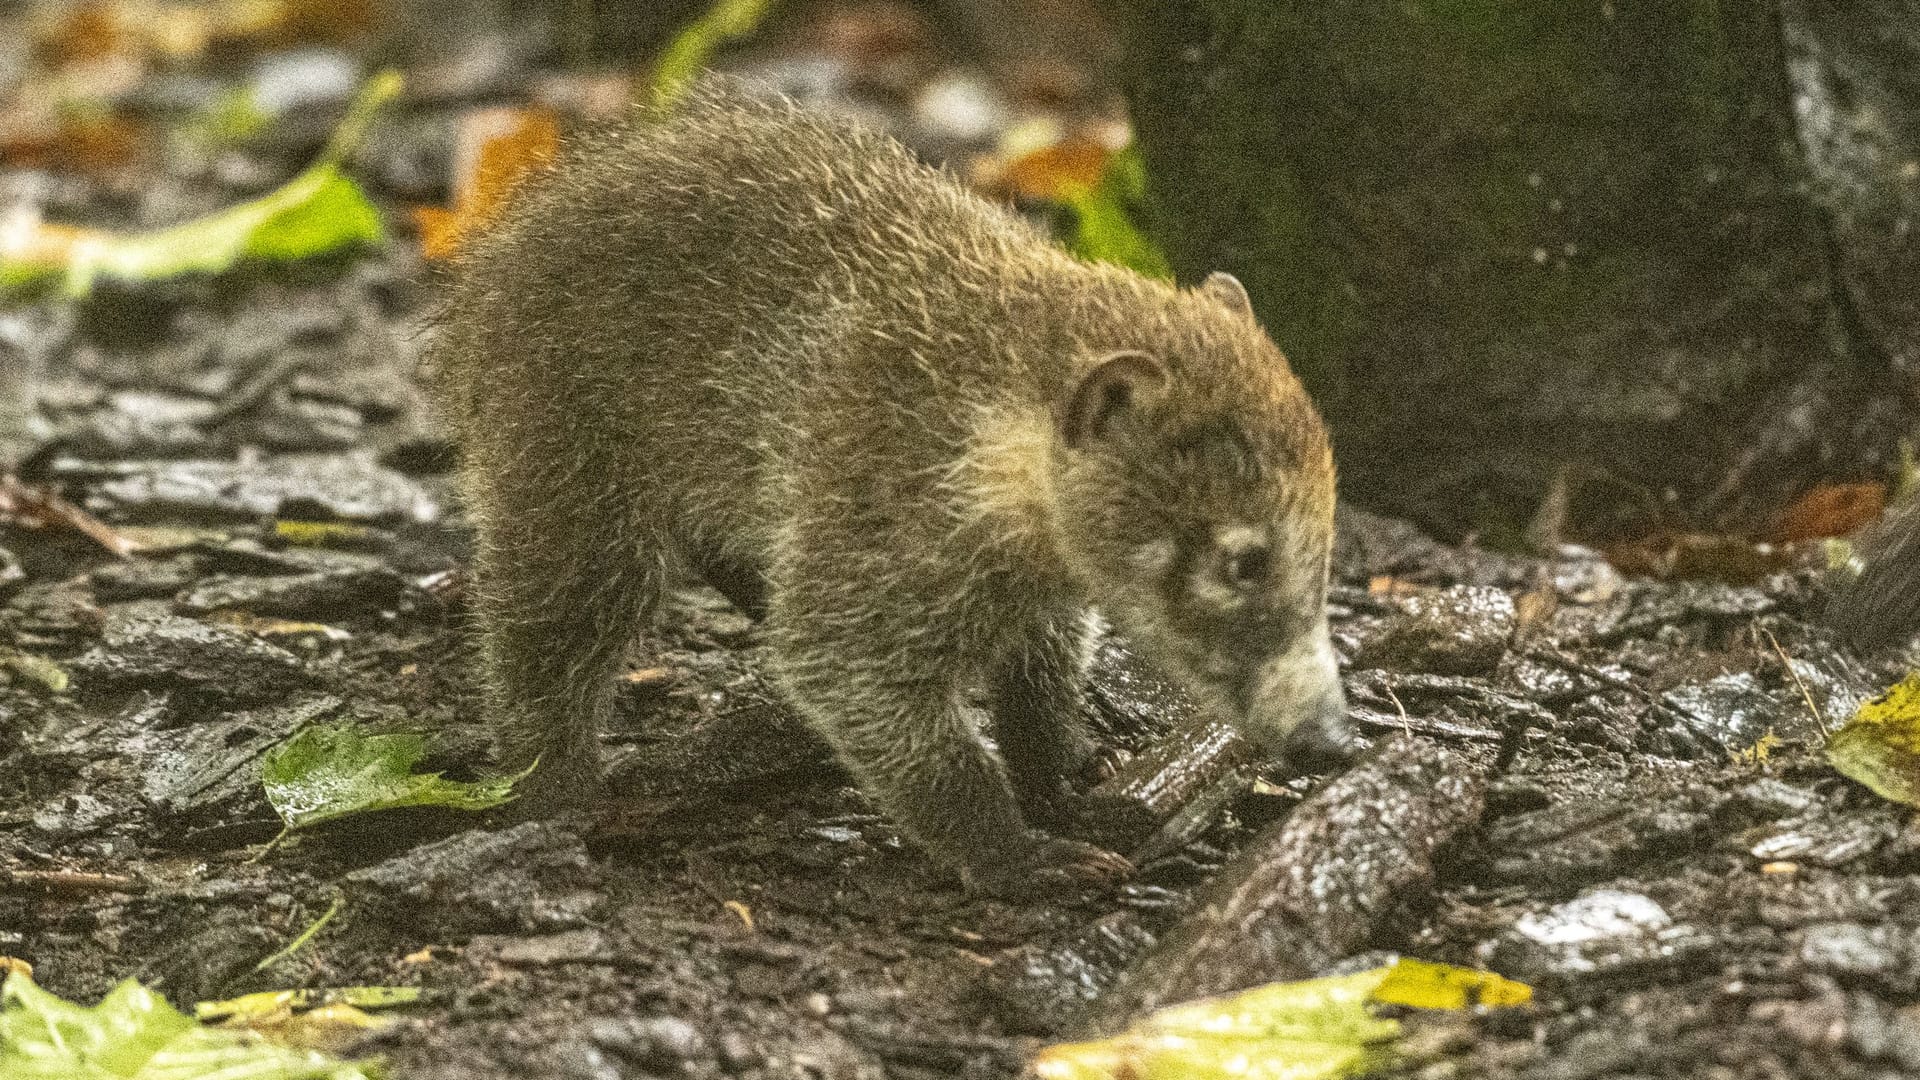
[1051,272,1352,769]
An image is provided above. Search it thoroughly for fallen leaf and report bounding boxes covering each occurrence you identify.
[1601,532,1797,583]
[1028,959,1530,1080]
[1827,673,1920,807]
[1002,136,1112,202]
[414,106,560,261]
[206,611,353,643]
[260,724,527,843]
[0,71,399,296]
[1732,729,1783,767]
[39,0,377,66]
[33,2,131,65]
[1369,958,1532,1010]
[1772,483,1887,543]
[273,520,375,548]
[0,969,380,1080]
[2,653,70,693]
[1058,147,1171,280]
[196,987,420,1034]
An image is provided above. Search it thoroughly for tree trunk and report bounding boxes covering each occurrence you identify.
[1107,1,1920,541]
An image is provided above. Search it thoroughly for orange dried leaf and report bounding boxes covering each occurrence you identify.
[1772,482,1887,543]
[1002,136,1112,201]
[416,107,561,261]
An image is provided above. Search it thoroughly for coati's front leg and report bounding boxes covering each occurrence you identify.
[989,614,1103,829]
[766,573,1129,897]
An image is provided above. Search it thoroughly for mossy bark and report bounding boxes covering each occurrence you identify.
[1108,0,1919,540]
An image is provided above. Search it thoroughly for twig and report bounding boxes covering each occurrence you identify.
[253,896,344,972]
[0,869,147,896]
[1523,645,1717,733]
[1383,682,1411,737]
[1760,626,1828,738]
[197,350,314,429]
[0,474,134,558]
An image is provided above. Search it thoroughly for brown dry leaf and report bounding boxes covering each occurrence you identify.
[1771,482,1887,543]
[415,106,561,261]
[0,110,144,173]
[799,1,936,81]
[1602,532,1798,583]
[34,2,132,64]
[1366,576,1426,598]
[40,0,375,66]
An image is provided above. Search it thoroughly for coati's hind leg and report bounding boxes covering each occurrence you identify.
[467,466,665,812]
[988,614,1101,829]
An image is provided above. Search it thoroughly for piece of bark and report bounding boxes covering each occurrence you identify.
[1085,736,1492,1032]
[1074,713,1254,854]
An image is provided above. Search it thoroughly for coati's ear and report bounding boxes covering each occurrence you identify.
[1061,350,1166,450]
[1200,271,1254,317]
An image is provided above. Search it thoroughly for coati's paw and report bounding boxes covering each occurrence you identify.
[962,833,1133,899]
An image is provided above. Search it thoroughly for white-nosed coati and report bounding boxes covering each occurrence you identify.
[429,83,1352,897]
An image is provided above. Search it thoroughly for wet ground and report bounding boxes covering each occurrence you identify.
[8,10,1920,1080]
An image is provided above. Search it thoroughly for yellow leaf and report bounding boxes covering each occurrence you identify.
[1827,673,1920,806]
[1370,958,1532,1010]
[1027,960,1530,1080]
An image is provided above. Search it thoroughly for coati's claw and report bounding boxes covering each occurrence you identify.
[965,833,1134,899]
[1081,746,1129,785]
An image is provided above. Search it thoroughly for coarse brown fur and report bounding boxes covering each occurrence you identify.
[430,83,1348,895]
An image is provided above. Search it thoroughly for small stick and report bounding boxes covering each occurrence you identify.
[0,868,147,896]
[0,474,134,558]
[1760,625,1827,737]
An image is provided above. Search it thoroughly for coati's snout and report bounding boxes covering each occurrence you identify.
[1243,626,1356,770]
[1052,324,1350,771]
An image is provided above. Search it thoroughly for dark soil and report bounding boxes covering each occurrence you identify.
[6,7,1920,1079]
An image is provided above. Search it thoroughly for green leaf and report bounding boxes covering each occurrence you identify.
[0,71,401,297]
[261,725,525,837]
[651,0,777,108]
[195,987,421,1025]
[1063,147,1174,280]
[1828,672,1920,806]
[0,972,380,1080]
[1030,960,1530,1080]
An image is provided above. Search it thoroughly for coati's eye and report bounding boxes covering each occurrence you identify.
[1226,545,1271,585]
[1217,527,1271,587]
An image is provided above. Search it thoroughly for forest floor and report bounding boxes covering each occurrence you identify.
[6,5,1920,1079]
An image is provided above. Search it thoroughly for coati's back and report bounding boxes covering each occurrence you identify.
[431,85,1057,464]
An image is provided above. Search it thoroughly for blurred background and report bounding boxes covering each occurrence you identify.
[4,0,1920,572]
